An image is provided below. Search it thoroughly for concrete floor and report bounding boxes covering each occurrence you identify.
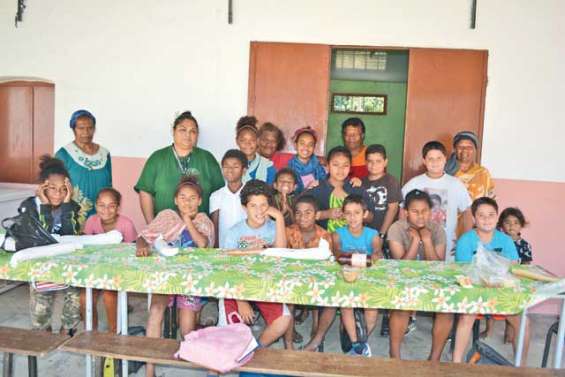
[0,284,562,376]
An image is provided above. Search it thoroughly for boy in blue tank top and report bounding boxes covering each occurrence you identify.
[332,194,383,356]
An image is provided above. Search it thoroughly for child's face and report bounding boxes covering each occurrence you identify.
[258,131,278,159]
[502,215,522,239]
[296,133,316,161]
[474,204,498,233]
[406,200,431,229]
[366,152,387,176]
[175,186,201,218]
[273,173,296,195]
[343,202,366,230]
[343,125,364,151]
[423,149,446,176]
[237,129,258,160]
[294,202,316,231]
[244,194,270,227]
[328,153,351,182]
[96,192,120,223]
[222,158,245,183]
[45,174,68,207]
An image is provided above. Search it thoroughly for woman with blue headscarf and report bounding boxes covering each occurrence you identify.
[55,110,112,219]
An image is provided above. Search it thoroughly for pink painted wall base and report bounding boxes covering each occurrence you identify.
[112,156,565,314]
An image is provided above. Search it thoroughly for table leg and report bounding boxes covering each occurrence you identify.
[119,291,129,376]
[85,287,93,377]
[554,297,565,368]
[27,356,37,377]
[3,353,13,377]
[514,309,528,366]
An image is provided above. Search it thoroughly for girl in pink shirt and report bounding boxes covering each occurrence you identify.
[81,187,137,332]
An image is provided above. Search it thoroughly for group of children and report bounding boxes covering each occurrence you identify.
[18,116,534,372]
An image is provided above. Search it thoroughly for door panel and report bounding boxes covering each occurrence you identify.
[403,48,488,183]
[248,42,331,154]
[32,86,55,180]
[0,85,34,183]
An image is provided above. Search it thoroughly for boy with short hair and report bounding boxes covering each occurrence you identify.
[332,194,383,357]
[272,168,298,226]
[210,149,248,248]
[362,144,402,236]
[222,180,291,346]
[453,197,530,364]
[402,141,473,261]
[387,189,451,361]
[283,194,333,350]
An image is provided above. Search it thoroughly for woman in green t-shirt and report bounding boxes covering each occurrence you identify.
[135,111,224,224]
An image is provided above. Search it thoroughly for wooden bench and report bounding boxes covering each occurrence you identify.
[62,331,565,377]
[0,326,69,377]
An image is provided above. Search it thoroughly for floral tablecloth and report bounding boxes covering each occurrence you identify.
[0,245,562,315]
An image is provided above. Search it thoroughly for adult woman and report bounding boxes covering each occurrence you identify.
[135,111,224,223]
[257,121,291,170]
[446,131,495,200]
[56,109,111,219]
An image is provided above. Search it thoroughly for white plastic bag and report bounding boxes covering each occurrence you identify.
[467,244,520,288]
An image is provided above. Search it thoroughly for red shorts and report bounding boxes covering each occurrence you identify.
[477,314,506,321]
[222,299,286,325]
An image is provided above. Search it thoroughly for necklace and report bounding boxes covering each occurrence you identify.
[172,144,192,176]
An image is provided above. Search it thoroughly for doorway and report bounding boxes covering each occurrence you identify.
[247,42,487,183]
[326,49,408,180]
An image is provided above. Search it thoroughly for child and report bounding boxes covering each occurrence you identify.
[221,180,291,347]
[402,141,473,261]
[387,189,450,361]
[257,121,289,169]
[453,197,530,364]
[287,126,327,193]
[481,207,533,340]
[272,168,297,226]
[80,188,137,333]
[362,144,402,236]
[332,194,382,356]
[19,155,83,335]
[210,149,248,248]
[499,207,532,264]
[236,116,276,184]
[136,176,214,377]
[304,146,370,232]
[283,195,333,350]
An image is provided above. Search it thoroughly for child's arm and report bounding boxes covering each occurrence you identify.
[316,208,342,221]
[389,228,420,260]
[139,191,155,224]
[266,207,287,248]
[419,227,445,261]
[371,235,383,260]
[210,210,220,248]
[331,232,342,259]
[461,208,473,233]
[136,236,151,257]
[184,215,210,248]
[236,300,255,324]
[380,202,399,235]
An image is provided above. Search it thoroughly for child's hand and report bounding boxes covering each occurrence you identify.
[236,300,255,324]
[306,180,319,189]
[136,238,151,257]
[328,208,343,219]
[418,227,432,243]
[63,178,73,203]
[266,206,284,220]
[36,181,49,204]
[408,227,421,243]
[349,177,362,188]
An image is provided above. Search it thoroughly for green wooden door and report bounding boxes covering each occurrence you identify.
[326,80,407,180]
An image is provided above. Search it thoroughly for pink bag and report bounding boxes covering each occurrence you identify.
[174,313,258,373]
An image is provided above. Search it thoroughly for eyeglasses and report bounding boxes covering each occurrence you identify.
[96,203,118,210]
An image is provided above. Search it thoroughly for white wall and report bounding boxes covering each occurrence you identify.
[1,0,564,182]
